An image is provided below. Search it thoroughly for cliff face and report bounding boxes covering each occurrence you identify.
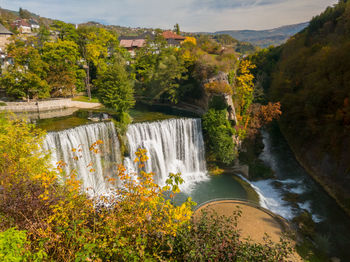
[267,1,350,214]
[280,124,350,215]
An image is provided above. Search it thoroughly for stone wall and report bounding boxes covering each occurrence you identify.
[0,98,101,112]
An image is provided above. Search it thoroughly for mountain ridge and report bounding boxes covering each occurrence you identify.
[197,22,309,47]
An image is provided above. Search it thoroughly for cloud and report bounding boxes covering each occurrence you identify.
[0,0,338,31]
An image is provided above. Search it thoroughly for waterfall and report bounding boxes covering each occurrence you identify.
[43,121,121,196]
[124,118,208,191]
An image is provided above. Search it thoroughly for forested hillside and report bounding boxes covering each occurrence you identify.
[213,22,308,48]
[257,0,350,214]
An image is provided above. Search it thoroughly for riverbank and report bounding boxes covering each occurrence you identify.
[0,98,102,113]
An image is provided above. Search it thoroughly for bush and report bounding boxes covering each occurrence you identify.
[172,209,293,261]
[0,228,46,261]
[202,109,237,164]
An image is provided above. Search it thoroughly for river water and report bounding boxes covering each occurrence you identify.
[252,126,350,259]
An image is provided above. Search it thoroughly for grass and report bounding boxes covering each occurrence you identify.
[72,96,100,103]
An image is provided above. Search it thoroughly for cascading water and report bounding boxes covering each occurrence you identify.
[43,121,121,196]
[124,118,208,191]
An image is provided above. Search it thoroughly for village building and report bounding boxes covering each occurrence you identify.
[29,19,40,30]
[0,24,13,53]
[12,19,32,34]
[119,32,155,56]
[0,24,13,72]
[162,30,186,46]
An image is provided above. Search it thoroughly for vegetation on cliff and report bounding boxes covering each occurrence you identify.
[250,0,350,211]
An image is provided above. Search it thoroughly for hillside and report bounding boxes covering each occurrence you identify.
[260,0,350,214]
[213,22,308,47]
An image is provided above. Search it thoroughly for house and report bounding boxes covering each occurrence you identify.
[119,32,154,56]
[12,19,31,34]
[162,31,186,46]
[0,23,13,53]
[29,19,40,30]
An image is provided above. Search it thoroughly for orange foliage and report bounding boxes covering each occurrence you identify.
[248,102,282,136]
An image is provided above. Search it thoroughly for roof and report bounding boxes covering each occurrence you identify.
[120,39,146,48]
[13,19,31,28]
[162,31,186,40]
[29,19,39,25]
[0,24,13,35]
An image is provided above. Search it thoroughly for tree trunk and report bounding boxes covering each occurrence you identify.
[86,64,91,100]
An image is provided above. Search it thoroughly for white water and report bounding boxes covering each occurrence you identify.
[43,118,208,195]
[239,130,324,222]
[124,118,208,191]
[43,122,121,196]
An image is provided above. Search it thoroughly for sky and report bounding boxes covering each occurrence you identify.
[0,0,339,32]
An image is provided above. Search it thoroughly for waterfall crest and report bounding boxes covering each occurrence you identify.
[43,121,121,195]
[125,118,208,190]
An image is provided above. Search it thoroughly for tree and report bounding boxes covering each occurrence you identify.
[19,8,31,19]
[51,20,79,42]
[202,109,236,164]
[42,40,85,97]
[1,71,50,100]
[234,60,256,128]
[174,23,180,35]
[134,36,187,103]
[76,27,122,99]
[0,43,50,100]
[96,58,135,113]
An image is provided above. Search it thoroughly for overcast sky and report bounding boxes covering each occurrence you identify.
[0,0,338,32]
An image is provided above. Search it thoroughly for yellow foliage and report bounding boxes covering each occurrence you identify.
[0,115,195,260]
[204,81,233,95]
[183,37,197,46]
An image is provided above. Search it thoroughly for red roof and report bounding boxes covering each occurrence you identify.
[120,39,145,48]
[162,31,186,40]
[12,19,31,28]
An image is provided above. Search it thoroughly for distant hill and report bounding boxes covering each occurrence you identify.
[209,22,309,48]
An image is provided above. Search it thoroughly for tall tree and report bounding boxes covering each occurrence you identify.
[174,23,180,35]
[95,57,135,113]
[76,27,121,99]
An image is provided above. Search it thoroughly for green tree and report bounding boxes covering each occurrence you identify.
[51,20,79,42]
[96,58,135,113]
[76,26,121,99]
[134,36,187,103]
[202,109,236,164]
[42,40,85,97]
[174,23,180,35]
[1,71,50,100]
[0,43,50,100]
[19,8,31,19]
